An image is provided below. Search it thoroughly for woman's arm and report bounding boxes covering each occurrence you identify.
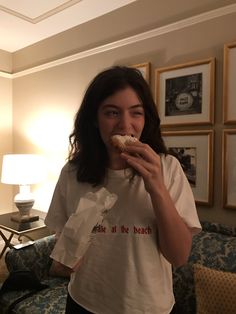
[121,142,192,267]
[147,182,192,267]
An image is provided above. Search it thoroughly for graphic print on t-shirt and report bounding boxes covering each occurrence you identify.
[93,223,153,235]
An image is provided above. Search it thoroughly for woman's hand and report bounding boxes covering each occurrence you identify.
[49,260,73,277]
[120,141,164,195]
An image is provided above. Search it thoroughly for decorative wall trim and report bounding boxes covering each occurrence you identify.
[0,71,12,78]
[0,0,82,24]
[1,3,236,79]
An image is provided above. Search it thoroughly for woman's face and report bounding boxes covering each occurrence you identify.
[97,86,145,158]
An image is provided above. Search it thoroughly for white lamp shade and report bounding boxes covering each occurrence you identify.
[1,154,46,185]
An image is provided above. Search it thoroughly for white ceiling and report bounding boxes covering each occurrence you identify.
[0,0,137,53]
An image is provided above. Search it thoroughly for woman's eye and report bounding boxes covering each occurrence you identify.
[105,110,119,117]
[132,111,144,116]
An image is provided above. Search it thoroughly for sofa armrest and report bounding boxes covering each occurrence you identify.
[173,221,236,314]
[5,235,56,279]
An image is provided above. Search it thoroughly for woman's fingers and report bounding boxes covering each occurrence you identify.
[122,154,151,177]
[121,150,160,177]
[124,142,157,163]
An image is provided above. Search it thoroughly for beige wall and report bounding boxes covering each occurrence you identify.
[0,51,13,213]
[0,76,13,212]
[0,1,236,225]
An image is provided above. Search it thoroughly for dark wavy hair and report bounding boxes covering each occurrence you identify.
[68,66,167,186]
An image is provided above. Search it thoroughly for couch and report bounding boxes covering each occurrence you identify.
[173,221,236,314]
[0,221,236,314]
[0,235,69,314]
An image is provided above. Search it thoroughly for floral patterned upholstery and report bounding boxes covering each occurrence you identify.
[5,235,56,279]
[173,221,236,314]
[0,235,69,314]
[1,222,236,314]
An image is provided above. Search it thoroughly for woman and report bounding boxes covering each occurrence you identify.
[45,66,201,314]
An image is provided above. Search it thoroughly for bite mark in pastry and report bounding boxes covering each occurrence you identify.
[111,135,138,151]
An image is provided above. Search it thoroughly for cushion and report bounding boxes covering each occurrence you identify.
[5,235,56,280]
[194,264,236,314]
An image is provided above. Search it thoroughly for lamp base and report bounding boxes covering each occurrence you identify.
[11,213,39,223]
[12,199,38,222]
[15,200,34,216]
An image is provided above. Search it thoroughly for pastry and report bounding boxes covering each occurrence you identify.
[111,135,138,151]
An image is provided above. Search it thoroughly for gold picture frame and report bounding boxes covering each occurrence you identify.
[223,42,236,124]
[222,129,236,209]
[155,58,215,127]
[162,130,214,206]
[130,62,150,83]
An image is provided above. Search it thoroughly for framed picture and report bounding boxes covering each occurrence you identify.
[130,62,150,83]
[222,129,236,209]
[223,42,236,124]
[155,58,215,126]
[162,130,214,206]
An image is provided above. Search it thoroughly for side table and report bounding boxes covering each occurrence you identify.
[0,209,46,258]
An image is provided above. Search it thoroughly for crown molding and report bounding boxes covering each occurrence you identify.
[0,71,12,78]
[1,3,236,79]
[0,0,82,24]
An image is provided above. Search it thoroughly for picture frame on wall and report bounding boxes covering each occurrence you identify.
[223,41,236,124]
[130,62,150,83]
[155,58,215,127]
[222,129,236,209]
[162,130,214,206]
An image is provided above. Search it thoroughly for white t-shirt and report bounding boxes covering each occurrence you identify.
[45,154,201,314]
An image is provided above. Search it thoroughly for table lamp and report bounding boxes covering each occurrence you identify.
[1,154,45,222]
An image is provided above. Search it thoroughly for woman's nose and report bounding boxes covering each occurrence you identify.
[117,113,131,129]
